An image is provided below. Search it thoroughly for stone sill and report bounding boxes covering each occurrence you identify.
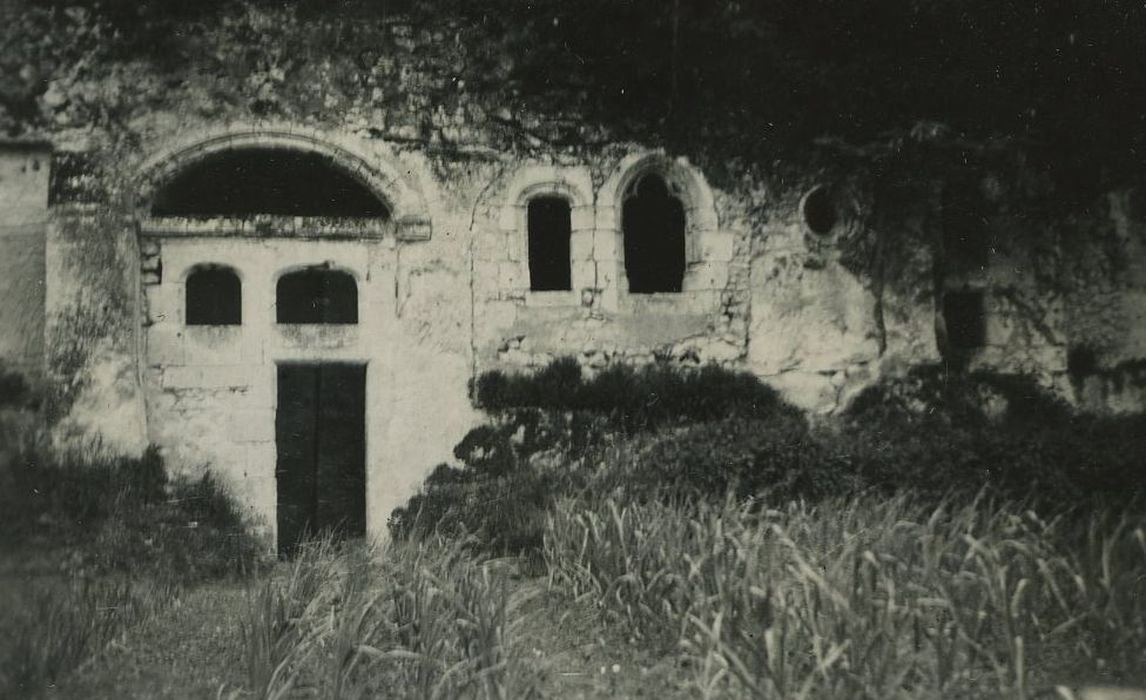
[619,290,718,315]
[525,290,579,307]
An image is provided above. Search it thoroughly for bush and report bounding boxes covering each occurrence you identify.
[833,367,1146,506]
[395,361,807,555]
[388,409,585,555]
[622,415,847,503]
[0,444,263,582]
[475,358,798,433]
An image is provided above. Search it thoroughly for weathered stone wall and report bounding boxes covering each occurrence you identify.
[2,4,1146,546]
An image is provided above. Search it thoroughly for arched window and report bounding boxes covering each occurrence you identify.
[622,173,686,293]
[185,265,242,326]
[277,268,358,324]
[151,148,389,218]
[527,196,572,291]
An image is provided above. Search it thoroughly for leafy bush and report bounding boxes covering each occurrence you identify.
[0,364,38,410]
[396,360,804,555]
[621,415,847,503]
[0,444,264,582]
[833,366,1146,505]
[475,358,798,433]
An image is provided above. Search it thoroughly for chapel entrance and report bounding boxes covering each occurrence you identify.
[275,363,366,557]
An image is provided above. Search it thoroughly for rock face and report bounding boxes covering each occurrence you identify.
[1,4,1144,548]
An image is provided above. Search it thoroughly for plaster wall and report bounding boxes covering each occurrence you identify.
[141,234,477,540]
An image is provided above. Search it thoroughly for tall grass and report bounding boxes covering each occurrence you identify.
[0,577,177,695]
[545,492,1146,699]
[232,537,542,699]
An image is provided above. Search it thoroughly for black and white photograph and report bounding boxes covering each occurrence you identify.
[1,0,1145,697]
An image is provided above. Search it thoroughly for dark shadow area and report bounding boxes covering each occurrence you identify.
[943,289,987,351]
[151,148,390,218]
[623,174,686,293]
[277,268,358,324]
[527,196,572,291]
[185,265,241,326]
[803,185,837,235]
[942,182,991,274]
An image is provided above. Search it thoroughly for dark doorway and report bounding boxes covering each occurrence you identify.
[275,364,366,557]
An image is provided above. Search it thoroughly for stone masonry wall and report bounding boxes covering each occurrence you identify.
[2,4,1146,546]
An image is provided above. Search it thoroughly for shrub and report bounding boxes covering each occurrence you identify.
[475,358,798,433]
[0,444,263,582]
[834,367,1146,506]
[622,415,847,503]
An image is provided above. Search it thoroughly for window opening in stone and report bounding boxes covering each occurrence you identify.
[803,185,837,235]
[943,290,986,350]
[277,268,358,324]
[185,265,242,326]
[152,148,390,218]
[527,196,572,291]
[623,173,686,293]
[942,182,990,274]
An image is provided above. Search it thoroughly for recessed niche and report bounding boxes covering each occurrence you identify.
[152,148,389,218]
[802,185,837,235]
[943,290,987,350]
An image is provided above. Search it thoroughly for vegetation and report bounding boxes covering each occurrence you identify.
[389,358,1146,697]
[0,391,265,696]
[230,535,541,699]
[546,493,1146,697]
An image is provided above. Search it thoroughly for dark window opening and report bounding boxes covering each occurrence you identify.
[185,266,241,326]
[943,290,987,350]
[152,148,390,218]
[942,182,991,274]
[803,185,837,235]
[277,268,358,324]
[528,197,572,291]
[623,173,686,293]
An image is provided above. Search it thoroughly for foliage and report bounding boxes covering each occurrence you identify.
[621,415,846,504]
[475,357,798,434]
[395,360,802,555]
[9,0,1144,193]
[0,576,178,695]
[545,492,1146,697]
[0,442,264,582]
[0,363,37,410]
[832,366,1146,506]
[231,536,541,699]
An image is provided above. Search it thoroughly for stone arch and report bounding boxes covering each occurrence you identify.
[135,125,431,240]
[596,151,722,296]
[497,165,595,299]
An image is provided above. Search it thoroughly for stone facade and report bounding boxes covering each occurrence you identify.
[2,8,1145,547]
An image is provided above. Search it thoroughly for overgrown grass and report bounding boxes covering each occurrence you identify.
[545,492,1146,698]
[2,577,178,694]
[230,536,542,699]
[0,399,265,696]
